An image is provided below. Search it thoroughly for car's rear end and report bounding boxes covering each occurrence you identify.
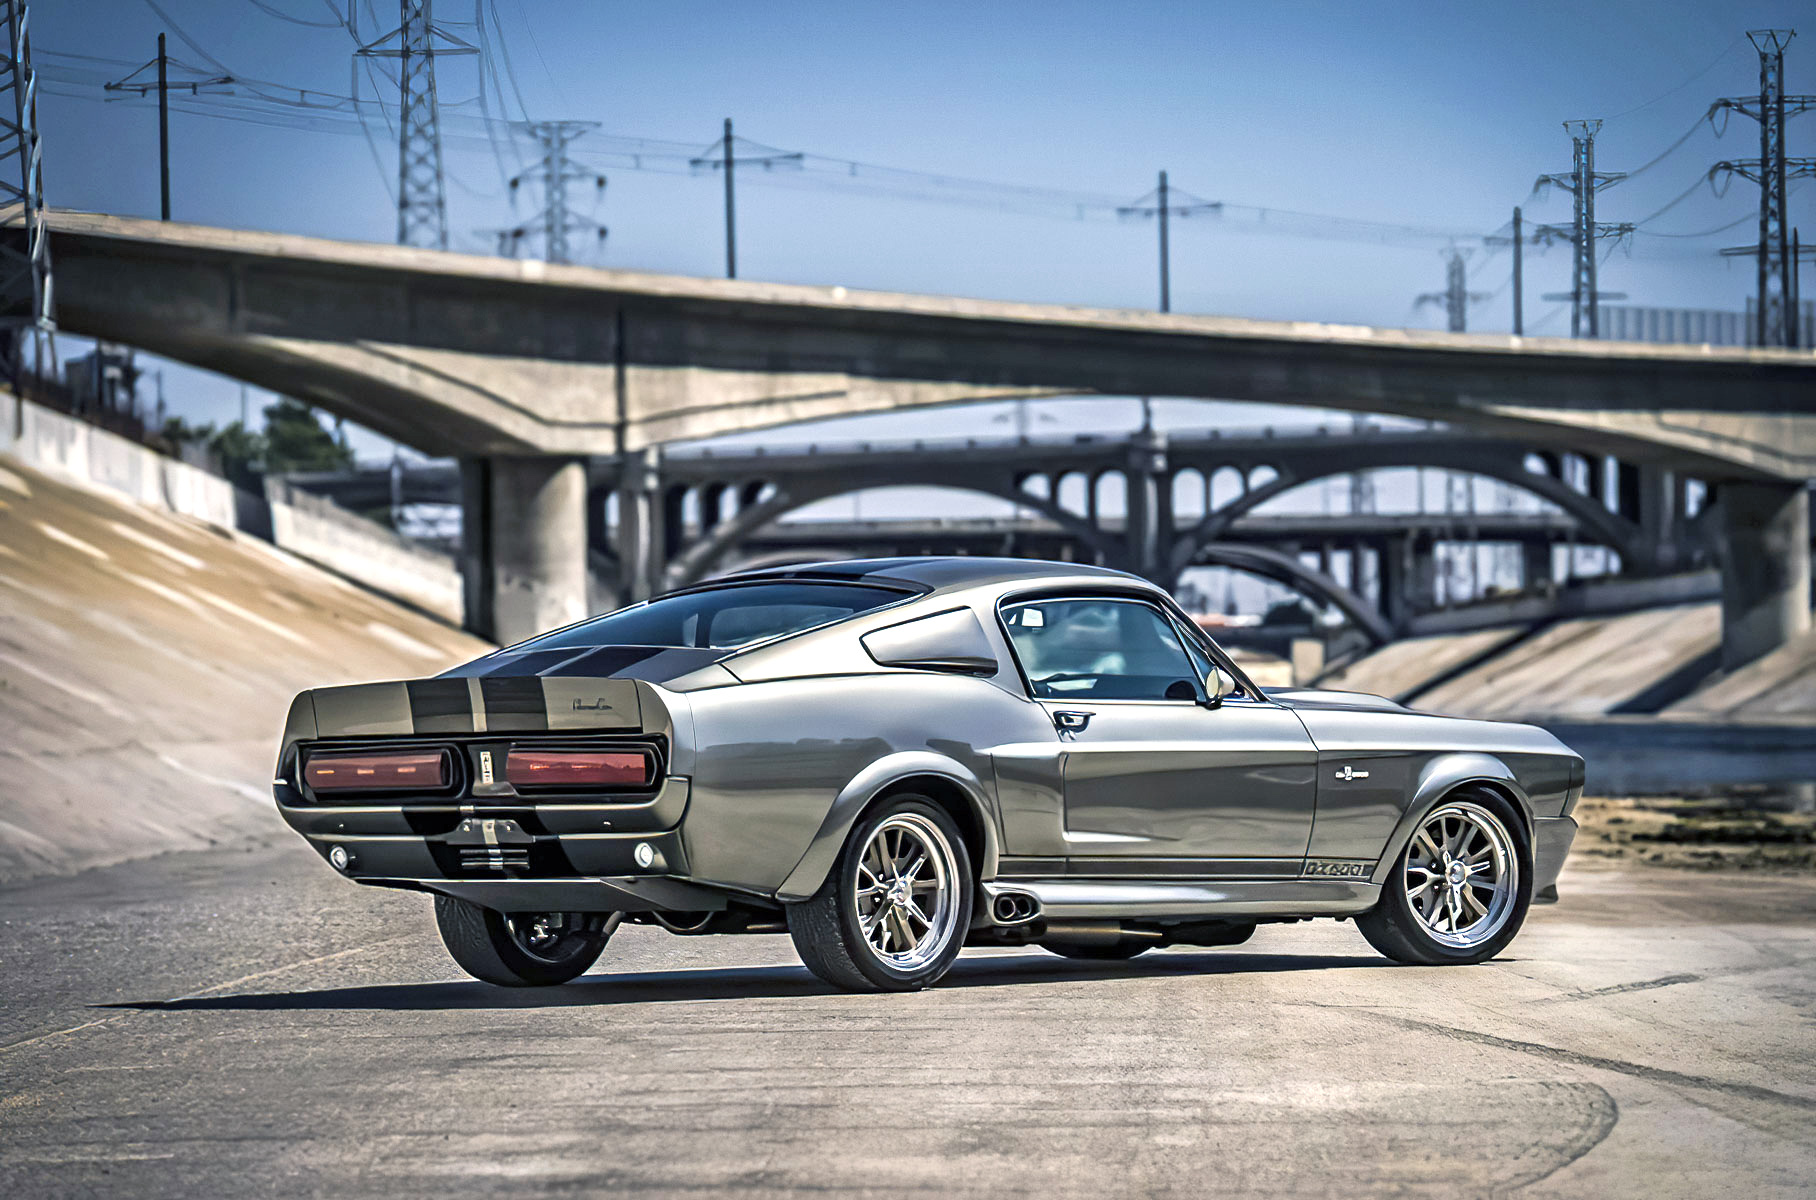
[271,675,730,915]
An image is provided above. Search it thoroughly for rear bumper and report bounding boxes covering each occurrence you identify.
[1532,815,1577,903]
[276,776,732,913]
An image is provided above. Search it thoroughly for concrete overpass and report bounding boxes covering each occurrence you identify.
[35,210,1816,664]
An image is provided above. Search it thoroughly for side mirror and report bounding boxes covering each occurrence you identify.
[1202,665,1232,708]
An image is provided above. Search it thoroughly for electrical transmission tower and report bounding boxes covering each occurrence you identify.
[356,1,474,250]
[1534,120,1633,337]
[1118,170,1221,429]
[1712,30,1815,348]
[1415,246,1489,331]
[492,121,607,264]
[0,0,52,387]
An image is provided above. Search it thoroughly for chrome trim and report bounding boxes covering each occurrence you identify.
[1003,878,1380,919]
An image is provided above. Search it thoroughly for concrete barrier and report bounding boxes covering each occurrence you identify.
[265,478,462,622]
[1,389,463,625]
[1539,717,1816,794]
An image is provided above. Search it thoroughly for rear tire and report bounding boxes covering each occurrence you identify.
[1357,792,1532,966]
[434,896,618,986]
[786,796,973,992]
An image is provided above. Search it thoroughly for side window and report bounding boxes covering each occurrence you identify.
[1002,599,1202,701]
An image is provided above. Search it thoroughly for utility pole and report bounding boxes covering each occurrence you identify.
[156,34,168,219]
[357,1,475,250]
[1118,170,1220,428]
[106,34,228,223]
[1534,119,1632,338]
[1511,206,1522,334]
[1415,247,1489,332]
[690,119,801,279]
[491,121,607,264]
[1712,30,1816,348]
[0,0,51,395]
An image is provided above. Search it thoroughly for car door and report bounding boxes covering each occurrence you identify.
[1000,595,1318,876]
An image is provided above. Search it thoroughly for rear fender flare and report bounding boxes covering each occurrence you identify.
[1367,753,1535,888]
[774,751,1000,903]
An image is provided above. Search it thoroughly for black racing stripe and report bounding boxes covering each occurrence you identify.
[407,678,474,734]
[550,645,663,678]
[481,676,548,731]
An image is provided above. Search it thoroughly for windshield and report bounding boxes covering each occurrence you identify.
[505,581,911,653]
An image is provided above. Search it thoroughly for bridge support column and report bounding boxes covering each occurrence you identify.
[1522,540,1553,593]
[1124,429,1168,585]
[614,447,664,603]
[460,457,589,646]
[1718,481,1810,672]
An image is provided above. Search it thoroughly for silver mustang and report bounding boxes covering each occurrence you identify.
[273,557,1582,992]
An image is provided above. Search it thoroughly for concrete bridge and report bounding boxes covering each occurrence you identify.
[36,210,1816,667]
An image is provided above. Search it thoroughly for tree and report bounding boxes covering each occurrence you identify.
[261,398,353,474]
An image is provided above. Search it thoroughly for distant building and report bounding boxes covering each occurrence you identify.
[61,344,140,417]
[1596,301,1814,347]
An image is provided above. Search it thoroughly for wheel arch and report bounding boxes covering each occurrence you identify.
[773,752,1001,903]
[1367,753,1535,888]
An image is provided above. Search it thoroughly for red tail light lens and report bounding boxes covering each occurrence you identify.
[305,750,449,792]
[506,749,651,788]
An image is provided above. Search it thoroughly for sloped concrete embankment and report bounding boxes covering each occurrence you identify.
[0,456,489,884]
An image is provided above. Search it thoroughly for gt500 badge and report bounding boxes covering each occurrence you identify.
[1305,860,1371,879]
[478,750,495,785]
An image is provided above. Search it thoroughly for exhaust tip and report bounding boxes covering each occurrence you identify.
[991,891,1039,924]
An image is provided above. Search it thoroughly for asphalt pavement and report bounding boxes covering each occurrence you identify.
[2,833,1814,1198]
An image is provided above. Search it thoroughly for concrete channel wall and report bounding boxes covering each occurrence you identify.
[1,391,463,625]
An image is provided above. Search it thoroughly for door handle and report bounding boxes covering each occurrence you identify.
[1052,710,1092,733]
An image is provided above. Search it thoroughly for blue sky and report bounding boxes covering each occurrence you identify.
[39,1,1812,455]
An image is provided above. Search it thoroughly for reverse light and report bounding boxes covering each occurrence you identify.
[505,748,652,789]
[305,750,450,792]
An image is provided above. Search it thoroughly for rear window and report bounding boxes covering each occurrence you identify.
[507,581,910,652]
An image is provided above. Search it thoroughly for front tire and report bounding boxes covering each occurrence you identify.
[1357,794,1532,966]
[434,896,618,986]
[786,796,973,992]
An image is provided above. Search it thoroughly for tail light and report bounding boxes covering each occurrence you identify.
[305,750,450,792]
[506,748,652,789]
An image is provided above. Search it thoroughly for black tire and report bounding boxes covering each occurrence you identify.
[1040,941,1151,961]
[434,896,618,987]
[1356,791,1533,966]
[786,795,974,992]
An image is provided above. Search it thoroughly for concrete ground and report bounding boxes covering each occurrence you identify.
[1,836,1812,1198]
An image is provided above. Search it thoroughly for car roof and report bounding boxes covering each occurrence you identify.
[715,556,1144,594]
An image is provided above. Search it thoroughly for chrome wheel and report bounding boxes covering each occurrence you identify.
[503,912,608,964]
[851,812,960,971]
[1403,801,1518,950]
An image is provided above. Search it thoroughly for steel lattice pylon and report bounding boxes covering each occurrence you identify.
[0,0,52,372]
[1534,120,1633,339]
[1712,30,1816,348]
[358,2,473,250]
[492,121,607,265]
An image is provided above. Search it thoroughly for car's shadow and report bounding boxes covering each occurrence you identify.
[101,951,1392,1013]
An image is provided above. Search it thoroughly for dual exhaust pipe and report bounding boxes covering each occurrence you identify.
[989,889,1041,925]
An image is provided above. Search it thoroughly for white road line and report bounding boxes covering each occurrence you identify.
[33,522,110,561]
[106,520,206,570]
[186,586,310,646]
[0,652,132,719]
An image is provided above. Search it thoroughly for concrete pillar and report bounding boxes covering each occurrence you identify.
[1718,481,1811,672]
[460,456,589,646]
[614,447,663,604]
[1123,429,1167,582]
[1636,465,1677,574]
[1522,540,1553,593]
